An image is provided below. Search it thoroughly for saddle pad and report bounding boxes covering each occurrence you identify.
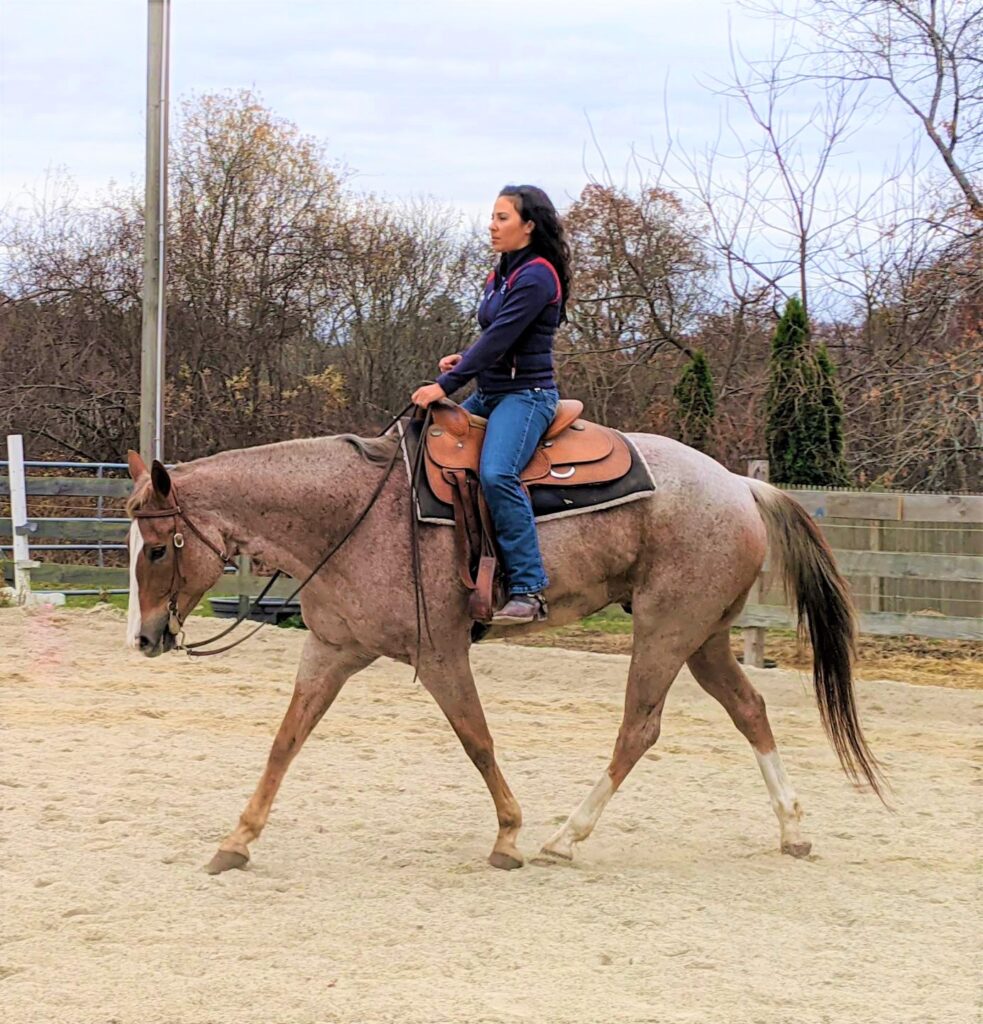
[399,418,656,526]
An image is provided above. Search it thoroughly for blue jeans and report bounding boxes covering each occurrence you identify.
[461,387,559,595]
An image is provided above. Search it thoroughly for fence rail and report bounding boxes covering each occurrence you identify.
[780,489,983,523]
[0,477,133,498]
[2,439,981,659]
[0,517,129,542]
[7,560,294,598]
[737,605,981,642]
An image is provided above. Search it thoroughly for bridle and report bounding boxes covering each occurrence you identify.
[132,491,240,650]
[131,401,434,658]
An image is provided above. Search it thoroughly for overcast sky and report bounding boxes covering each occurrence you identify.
[1,0,922,222]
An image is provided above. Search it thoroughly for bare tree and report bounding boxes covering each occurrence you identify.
[745,0,982,218]
[166,91,349,450]
[674,28,879,318]
[322,197,485,426]
[0,92,484,458]
[0,178,143,461]
[560,183,712,428]
[835,212,982,490]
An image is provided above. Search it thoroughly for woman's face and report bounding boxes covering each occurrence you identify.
[490,195,533,253]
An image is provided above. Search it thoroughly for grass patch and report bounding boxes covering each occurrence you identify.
[275,613,307,629]
[38,590,216,616]
[577,605,633,634]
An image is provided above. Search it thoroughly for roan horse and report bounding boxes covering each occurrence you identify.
[125,428,881,875]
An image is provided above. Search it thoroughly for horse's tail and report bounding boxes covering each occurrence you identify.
[746,478,884,798]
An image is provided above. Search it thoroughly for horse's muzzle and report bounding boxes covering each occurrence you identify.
[138,618,178,657]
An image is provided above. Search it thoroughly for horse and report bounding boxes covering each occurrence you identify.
[124,427,881,875]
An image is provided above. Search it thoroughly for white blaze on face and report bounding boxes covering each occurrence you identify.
[127,521,144,649]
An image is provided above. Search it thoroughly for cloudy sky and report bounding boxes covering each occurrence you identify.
[1,0,921,221]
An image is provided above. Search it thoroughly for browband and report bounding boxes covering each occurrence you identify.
[133,506,182,518]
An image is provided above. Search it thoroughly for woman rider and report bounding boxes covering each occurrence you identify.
[411,184,571,626]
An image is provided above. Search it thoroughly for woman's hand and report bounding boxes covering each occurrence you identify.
[438,353,463,373]
[411,383,447,409]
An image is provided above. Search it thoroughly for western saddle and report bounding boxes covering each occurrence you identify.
[420,398,632,621]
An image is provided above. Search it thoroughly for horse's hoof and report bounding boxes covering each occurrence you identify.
[488,850,524,871]
[204,849,249,875]
[530,847,573,867]
[781,839,813,859]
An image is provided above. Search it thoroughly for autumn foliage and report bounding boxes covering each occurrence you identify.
[0,89,979,491]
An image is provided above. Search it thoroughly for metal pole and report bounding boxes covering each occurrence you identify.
[96,463,105,568]
[743,459,770,668]
[869,519,882,614]
[140,0,170,465]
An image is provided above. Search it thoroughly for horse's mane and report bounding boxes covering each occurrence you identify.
[125,434,397,515]
[125,478,153,517]
[337,432,400,467]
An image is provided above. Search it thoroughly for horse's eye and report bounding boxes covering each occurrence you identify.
[148,545,168,563]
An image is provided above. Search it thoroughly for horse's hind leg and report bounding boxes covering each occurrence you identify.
[535,628,685,865]
[205,635,374,875]
[687,629,811,857]
[418,654,524,870]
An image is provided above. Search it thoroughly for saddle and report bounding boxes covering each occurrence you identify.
[420,399,633,621]
[424,399,632,501]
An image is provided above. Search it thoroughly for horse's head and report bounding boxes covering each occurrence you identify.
[126,451,228,657]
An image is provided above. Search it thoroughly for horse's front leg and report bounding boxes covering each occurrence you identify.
[205,635,374,874]
[418,653,524,870]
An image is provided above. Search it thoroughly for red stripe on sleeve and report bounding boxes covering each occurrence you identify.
[505,257,561,304]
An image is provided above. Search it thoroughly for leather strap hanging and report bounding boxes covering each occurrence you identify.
[442,467,500,623]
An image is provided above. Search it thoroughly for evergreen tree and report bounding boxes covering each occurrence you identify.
[673,349,716,453]
[766,297,847,485]
[816,342,850,485]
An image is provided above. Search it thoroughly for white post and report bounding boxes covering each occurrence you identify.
[744,459,770,668]
[7,435,39,605]
[237,554,251,619]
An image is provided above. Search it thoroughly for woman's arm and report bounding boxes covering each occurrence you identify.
[435,267,555,396]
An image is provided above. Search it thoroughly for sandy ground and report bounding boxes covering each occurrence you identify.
[1,605,980,1024]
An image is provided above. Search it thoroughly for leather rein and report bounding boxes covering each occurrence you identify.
[132,402,432,658]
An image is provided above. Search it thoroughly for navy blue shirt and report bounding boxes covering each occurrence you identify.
[436,246,561,396]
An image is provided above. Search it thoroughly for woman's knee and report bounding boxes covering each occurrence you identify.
[479,463,520,496]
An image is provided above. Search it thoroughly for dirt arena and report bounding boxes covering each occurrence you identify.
[1,605,979,1024]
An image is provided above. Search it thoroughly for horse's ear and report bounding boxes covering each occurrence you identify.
[127,450,149,482]
[151,460,172,499]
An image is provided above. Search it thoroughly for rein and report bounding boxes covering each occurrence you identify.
[133,402,431,658]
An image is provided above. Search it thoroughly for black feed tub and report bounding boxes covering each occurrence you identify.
[207,596,304,626]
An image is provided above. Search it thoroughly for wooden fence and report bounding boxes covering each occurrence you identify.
[2,445,981,662]
[0,454,294,605]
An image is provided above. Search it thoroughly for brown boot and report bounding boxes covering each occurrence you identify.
[491,592,548,626]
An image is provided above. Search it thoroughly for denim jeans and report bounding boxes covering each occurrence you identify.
[461,386,560,595]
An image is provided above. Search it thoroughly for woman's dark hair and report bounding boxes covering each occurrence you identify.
[499,184,572,321]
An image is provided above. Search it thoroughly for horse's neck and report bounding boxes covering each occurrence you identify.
[178,440,381,577]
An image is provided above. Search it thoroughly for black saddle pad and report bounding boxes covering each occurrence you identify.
[399,418,656,526]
